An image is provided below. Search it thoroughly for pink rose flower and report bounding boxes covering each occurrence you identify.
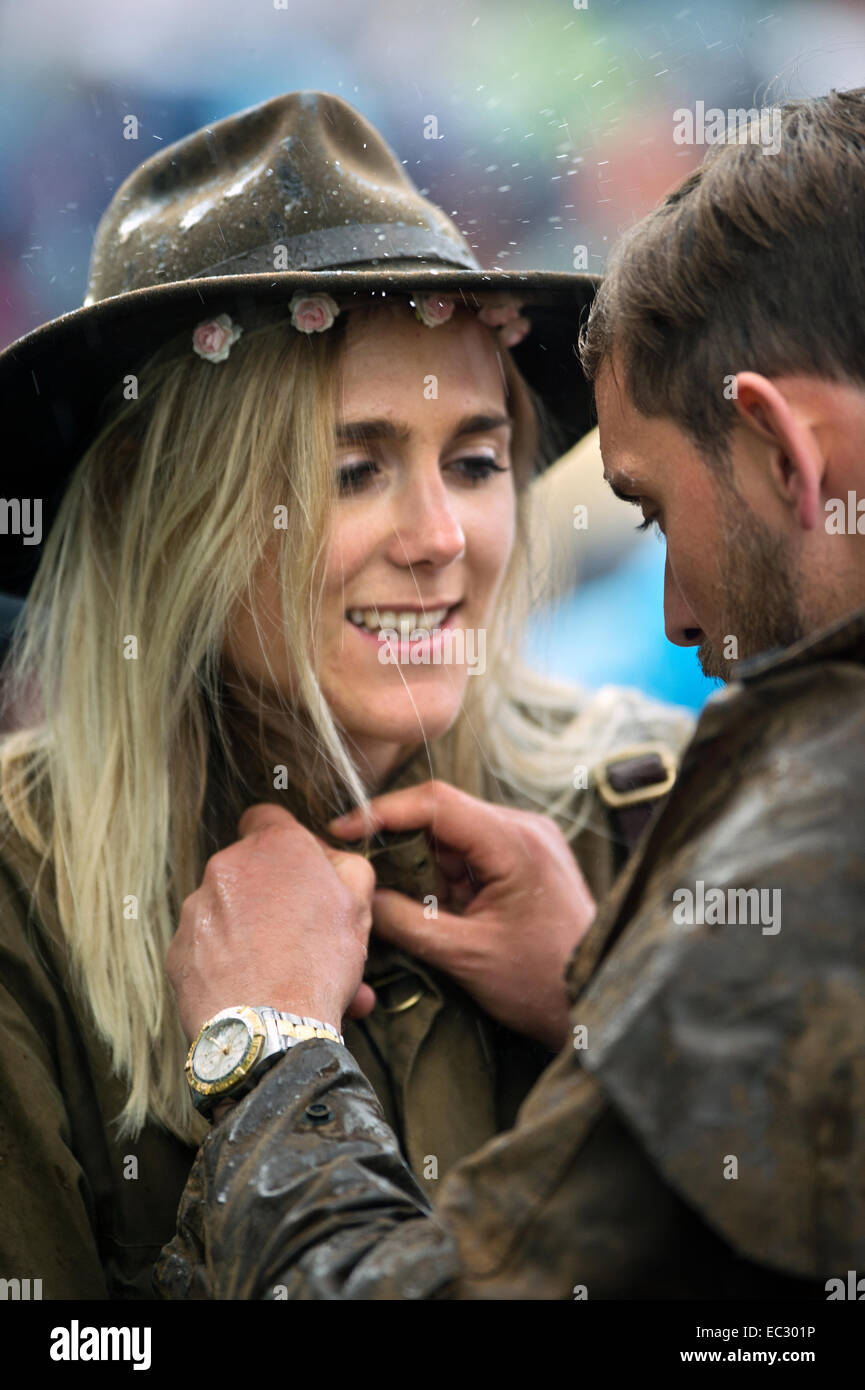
[288,292,340,333]
[497,315,531,349]
[477,299,523,328]
[192,313,243,362]
[414,294,455,327]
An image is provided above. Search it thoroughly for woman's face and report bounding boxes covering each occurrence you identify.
[228,303,518,785]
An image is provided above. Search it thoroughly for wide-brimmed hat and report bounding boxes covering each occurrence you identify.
[0,90,599,597]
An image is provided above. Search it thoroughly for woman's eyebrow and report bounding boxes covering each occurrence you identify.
[334,412,513,446]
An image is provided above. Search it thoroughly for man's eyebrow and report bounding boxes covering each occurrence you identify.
[334,412,513,446]
[603,473,642,505]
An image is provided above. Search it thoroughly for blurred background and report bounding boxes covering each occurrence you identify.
[1,0,863,711]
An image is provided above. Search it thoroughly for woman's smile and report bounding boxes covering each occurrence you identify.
[346,601,463,664]
[346,601,461,638]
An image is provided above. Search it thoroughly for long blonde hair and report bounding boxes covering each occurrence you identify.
[0,299,615,1143]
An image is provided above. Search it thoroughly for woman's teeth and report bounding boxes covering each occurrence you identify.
[348,606,450,635]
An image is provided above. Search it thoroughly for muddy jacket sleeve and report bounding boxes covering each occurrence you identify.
[153,1026,814,1301]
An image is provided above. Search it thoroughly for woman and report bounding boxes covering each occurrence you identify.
[0,90,692,1298]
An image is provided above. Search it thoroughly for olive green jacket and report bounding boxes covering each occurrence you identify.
[0,688,691,1299]
[154,608,865,1300]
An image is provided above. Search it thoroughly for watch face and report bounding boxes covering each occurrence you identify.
[192,1017,254,1083]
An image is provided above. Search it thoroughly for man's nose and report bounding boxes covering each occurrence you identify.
[386,472,466,567]
[663,553,704,646]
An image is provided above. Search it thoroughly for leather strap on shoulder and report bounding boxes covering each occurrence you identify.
[593,745,677,868]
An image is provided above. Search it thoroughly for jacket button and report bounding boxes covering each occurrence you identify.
[304,1101,333,1124]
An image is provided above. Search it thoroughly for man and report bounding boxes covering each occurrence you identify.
[155,87,865,1300]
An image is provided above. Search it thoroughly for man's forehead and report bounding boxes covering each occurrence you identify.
[595,376,641,491]
[595,359,634,448]
[595,360,667,492]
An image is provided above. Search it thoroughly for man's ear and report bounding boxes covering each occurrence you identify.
[732,372,822,531]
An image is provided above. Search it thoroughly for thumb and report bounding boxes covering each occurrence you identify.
[313,835,376,905]
[372,887,464,970]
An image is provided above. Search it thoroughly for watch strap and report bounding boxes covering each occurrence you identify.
[260,1007,345,1048]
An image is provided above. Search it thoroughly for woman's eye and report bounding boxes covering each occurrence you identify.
[337,454,508,493]
[337,460,378,494]
[635,515,664,538]
[451,456,508,484]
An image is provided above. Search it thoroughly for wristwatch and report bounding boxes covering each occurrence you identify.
[185,1005,344,1118]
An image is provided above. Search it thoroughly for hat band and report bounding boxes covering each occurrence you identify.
[193,221,482,278]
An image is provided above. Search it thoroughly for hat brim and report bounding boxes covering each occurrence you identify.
[0,267,599,597]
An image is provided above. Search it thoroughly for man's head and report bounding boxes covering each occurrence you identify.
[581,89,865,680]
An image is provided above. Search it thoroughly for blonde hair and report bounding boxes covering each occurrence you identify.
[0,299,610,1144]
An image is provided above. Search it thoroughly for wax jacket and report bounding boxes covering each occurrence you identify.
[0,687,690,1299]
[154,607,865,1300]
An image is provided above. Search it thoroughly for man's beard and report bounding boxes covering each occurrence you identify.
[697,495,807,682]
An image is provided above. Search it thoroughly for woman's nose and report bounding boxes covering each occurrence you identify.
[385,473,466,567]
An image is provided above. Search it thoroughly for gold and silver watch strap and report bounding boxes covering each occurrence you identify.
[256,1007,344,1049]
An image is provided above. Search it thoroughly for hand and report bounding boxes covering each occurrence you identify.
[167,803,376,1043]
[328,781,596,1051]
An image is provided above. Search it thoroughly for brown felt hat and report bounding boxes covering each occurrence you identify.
[0,90,599,597]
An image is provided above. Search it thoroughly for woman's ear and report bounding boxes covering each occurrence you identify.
[732,371,822,531]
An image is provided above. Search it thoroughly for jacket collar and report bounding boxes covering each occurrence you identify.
[735,603,865,684]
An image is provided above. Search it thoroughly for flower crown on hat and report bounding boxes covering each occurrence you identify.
[191,293,531,363]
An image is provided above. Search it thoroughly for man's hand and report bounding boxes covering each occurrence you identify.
[328,781,596,1052]
[167,803,376,1043]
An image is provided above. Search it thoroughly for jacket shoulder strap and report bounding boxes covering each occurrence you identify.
[593,744,678,866]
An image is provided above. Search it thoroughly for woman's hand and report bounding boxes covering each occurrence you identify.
[328,781,597,1052]
[167,803,376,1043]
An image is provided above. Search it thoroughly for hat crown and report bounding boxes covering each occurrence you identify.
[86,91,480,303]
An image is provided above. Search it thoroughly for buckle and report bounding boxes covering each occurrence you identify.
[372,970,425,1015]
[593,744,677,809]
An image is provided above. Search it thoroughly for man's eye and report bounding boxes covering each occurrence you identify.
[635,516,664,538]
[338,460,378,493]
[451,456,508,484]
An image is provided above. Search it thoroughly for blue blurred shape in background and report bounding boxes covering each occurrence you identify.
[525,533,719,712]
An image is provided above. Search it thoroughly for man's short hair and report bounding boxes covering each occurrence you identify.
[579,88,865,463]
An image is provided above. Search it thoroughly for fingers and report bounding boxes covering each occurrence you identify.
[237,801,303,839]
[312,831,366,870]
[371,887,463,969]
[346,982,377,1020]
[328,781,505,881]
[235,808,374,900]
[331,849,376,904]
